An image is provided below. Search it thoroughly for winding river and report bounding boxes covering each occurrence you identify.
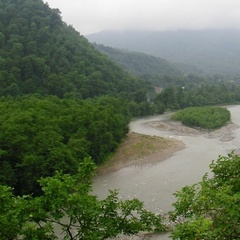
[92,105,240,239]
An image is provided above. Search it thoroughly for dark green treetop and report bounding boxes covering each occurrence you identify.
[0,0,151,98]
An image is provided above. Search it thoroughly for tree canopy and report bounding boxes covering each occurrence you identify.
[93,43,182,77]
[171,106,231,129]
[0,1,240,239]
[0,157,166,240]
[170,152,240,239]
[0,0,151,99]
[0,95,132,195]
[154,83,240,113]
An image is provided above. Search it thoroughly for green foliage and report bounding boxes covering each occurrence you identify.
[0,158,166,239]
[93,43,182,77]
[170,152,240,239]
[154,82,240,113]
[0,0,150,100]
[0,184,55,240]
[171,106,231,129]
[0,95,131,195]
[155,87,179,110]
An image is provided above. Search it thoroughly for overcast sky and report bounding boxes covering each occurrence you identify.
[45,0,240,36]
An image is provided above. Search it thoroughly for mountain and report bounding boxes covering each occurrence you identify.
[92,43,206,88]
[87,29,240,76]
[0,0,149,98]
[92,43,183,77]
[0,0,156,197]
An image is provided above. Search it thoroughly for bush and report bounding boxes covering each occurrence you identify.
[171,106,231,129]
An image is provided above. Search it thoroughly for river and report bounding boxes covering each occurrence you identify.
[92,105,240,239]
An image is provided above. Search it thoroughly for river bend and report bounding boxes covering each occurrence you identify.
[92,105,240,238]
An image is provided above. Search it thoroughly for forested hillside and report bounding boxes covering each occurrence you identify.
[0,0,155,196]
[0,0,150,98]
[0,1,239,239]
[93,43,183,77]
[0,3,169,237]
[87,29,240,76]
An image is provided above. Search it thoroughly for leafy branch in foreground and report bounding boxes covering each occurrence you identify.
[169,152,240,240]
[0,157,166,239]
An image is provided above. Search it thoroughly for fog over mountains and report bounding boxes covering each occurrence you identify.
[93,44,182,76]
[87,29,240,76]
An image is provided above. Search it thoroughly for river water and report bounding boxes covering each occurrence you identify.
[92,105,240,239]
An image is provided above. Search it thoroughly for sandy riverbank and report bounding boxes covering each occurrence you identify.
[96,118,238,174]
[96,131,185,174]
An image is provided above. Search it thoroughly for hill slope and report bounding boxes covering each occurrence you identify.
[87,29,240,76]
[93,43,183,77]
[0,0,149,98]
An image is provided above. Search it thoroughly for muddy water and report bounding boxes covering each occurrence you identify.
[92,105,240,239]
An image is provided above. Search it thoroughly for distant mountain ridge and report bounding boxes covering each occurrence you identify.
[87,29,240,76]
[93,43,183,77]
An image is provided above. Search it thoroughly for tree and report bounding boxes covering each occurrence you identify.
[0,158,166,239]
[170,152,240,240]
[0,0,151,100]
[0,95,131,195]
[155,87,178,110]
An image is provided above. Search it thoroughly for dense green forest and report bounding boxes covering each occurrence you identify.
[154,83,240,113]
[0,0,157,196]
[92,44,240,109]
[0,0,151,99]
[93,43,183,77]
[0,0,156,196]
[0,0,240,239]
[0,0,240,196]
[0,95,132,195]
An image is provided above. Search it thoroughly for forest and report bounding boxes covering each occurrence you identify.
[0,0,151,99]
[87,29,240,76]
[93,43,184,77]
[0,95,132,195]
[0,0,239,239]
[148,83,240,116]
[0,0,157,194]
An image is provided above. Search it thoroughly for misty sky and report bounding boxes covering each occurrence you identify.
[45,0,240,35]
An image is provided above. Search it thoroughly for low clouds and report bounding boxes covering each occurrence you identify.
[46,0,240,35]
